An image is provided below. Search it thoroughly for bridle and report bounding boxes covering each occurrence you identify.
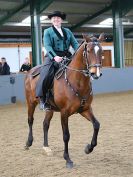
[83,41,102,68]
[61,40,102,78]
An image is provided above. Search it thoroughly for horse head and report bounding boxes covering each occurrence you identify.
[82,33,104,79]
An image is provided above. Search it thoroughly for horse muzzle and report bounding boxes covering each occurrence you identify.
[89,66,102,79]
[90,72,102,80]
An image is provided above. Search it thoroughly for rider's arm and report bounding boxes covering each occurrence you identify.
[43,29,57,60]
[67,29,79,50]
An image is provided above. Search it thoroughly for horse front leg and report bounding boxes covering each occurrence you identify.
[43,110,53,156]
[80,108,100,154]
[61,112,73,168]
[25,103,36,150]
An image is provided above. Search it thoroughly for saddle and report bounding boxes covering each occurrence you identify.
[31,65,43,78]
[31,57,71,79]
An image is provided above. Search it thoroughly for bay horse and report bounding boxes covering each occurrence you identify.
[24,33,104,168]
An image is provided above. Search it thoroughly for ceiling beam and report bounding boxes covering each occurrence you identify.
[0,0,30,25]
[56,0,108,6]
[30,0,54,14]
[0,31,30,36]
[119,0,133,16]
[70,4,112,31]
[39,0,54,14]
[0,0,22,2]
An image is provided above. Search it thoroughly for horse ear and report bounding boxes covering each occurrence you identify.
[82,33,91,42]
[98,33,104,42]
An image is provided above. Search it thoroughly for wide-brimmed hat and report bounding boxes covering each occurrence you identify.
[48,11,66,20]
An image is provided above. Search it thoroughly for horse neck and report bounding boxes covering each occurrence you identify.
[67,44,91,93]
[69,44,85,69]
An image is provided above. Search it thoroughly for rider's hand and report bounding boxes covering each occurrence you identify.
[54,56,63,63]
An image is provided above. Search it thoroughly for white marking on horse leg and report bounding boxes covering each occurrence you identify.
[43,146,53,156]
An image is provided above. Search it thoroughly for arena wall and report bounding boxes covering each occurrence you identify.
[0,68,133,105]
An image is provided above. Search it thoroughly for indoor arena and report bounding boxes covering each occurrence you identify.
[0,0,133,177]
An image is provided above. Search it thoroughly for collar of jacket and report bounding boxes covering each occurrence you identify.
[52,26,67,41]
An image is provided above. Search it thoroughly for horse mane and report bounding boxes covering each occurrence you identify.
[71,40,85,58]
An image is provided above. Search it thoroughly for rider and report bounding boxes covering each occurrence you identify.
[36,11,79,111]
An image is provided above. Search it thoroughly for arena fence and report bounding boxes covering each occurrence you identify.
[0,67,133,105]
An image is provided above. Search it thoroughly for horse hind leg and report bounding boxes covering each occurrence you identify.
[25,103,36,150]
[80,109,100,154]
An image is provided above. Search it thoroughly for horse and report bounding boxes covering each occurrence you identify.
[24,33,104,168]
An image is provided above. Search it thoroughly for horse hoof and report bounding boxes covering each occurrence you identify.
[84,144,93,154]
[24,145,29,150]
[43,146,53,156]
[66,161,73,169]
[26,140,33,148]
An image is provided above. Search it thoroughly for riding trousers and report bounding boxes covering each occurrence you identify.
[35,58,59,101]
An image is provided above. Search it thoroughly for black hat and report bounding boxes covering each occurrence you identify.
[48,11,66,20]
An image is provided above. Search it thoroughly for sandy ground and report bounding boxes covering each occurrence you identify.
[0,91,133,177]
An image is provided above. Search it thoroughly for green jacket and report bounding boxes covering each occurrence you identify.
[43,26,79,60]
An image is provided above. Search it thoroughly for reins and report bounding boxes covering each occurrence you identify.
[64,65,91,77]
